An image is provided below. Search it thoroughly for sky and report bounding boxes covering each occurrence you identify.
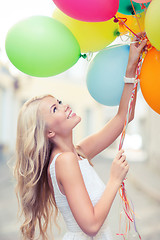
[0,0,55,59]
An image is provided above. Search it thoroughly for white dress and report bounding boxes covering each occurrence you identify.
[49,153,112,240]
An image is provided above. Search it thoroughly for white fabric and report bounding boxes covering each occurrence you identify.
[49,153,112,240]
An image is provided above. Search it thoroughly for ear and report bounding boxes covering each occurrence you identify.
[47,130,55,139]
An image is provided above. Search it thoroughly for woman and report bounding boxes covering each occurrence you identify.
[14,34,147,240]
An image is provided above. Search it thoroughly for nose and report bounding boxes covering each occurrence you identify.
[64,103,70,112]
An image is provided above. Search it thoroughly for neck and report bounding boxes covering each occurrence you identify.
[51,133,77,155]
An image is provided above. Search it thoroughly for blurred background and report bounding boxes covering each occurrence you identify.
[0,0,160,240]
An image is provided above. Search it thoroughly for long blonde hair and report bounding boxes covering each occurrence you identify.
[14,95,58,240]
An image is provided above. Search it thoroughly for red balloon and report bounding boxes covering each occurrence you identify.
[53,0,119,22]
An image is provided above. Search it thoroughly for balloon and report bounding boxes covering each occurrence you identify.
[53,9,120,53]
[52,0,119,22]
[140,48,160,114]
[5,16,81,77]
[118,12,145,35]
[145,0,160,51]
[133,0,151,3]
[118,0,149,15]
[86,45,130,106]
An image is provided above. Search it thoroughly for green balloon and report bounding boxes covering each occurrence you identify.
[5,16,81,77]
[118,0,149,15]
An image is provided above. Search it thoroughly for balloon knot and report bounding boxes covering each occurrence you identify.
[80,53,87,59]
[114,29,120,37]
[80,52,93,61]
[113,16,119,23]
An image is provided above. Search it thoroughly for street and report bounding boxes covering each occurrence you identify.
[0,154,160,240]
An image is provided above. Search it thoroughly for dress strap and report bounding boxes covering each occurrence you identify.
[49,153,66,198]
[52,153,62,163]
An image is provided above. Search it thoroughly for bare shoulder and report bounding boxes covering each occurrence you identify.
[56,152,78,166]
[55,152,80,179]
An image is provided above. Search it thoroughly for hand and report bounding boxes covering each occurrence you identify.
[109,149,129,186]
[126,32,148,77]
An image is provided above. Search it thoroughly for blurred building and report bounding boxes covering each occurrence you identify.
[0,57,159,172]
[0,58,107,156]
[147,109,160,172]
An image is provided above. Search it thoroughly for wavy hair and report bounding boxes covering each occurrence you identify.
[14,95,59,240]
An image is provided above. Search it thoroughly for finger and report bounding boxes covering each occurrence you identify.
[132,35,140,43]
[116,149,124,159]
[136,31,146,37]
[132,33,147,48]
[120,155,126,163]
[142,45,148,54]
[136,31,146,40]
[132,32,146,42]
[138,39,148,51]
[123,160,128,166]
[125,164,129,171]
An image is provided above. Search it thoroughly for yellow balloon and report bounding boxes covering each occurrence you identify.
[53,9,119,53]
[145,0,160,50]
[117,12,145,35]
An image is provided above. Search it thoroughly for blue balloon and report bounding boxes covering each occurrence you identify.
[86,45,130,106]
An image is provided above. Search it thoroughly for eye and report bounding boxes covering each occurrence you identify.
[52,100,62,113]
[53,107,57,113]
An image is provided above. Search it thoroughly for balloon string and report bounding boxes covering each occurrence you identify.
[131,199,142,239]
[107,41,137,49]
[119,81,138,149]
[117,55,143,239]
[119,54,142,150]
[114,15,141,40]
[130,0,142,33]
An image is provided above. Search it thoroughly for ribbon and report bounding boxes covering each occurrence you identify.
[117,53,143,239]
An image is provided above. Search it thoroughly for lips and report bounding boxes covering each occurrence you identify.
[67,109,76,119]
[67,109,72,119]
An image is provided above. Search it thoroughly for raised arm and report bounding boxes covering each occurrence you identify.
[77,34,147,160]
[55,151,128,236]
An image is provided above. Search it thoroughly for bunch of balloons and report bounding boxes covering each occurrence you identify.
[139,0,160,115]
[5,0,160,114]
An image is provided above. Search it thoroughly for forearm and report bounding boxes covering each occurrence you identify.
[117,62,137,119]
[90,151,128,236]
[91,180,120,235]
[117,34,147,119]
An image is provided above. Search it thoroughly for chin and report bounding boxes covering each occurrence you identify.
[74,116,81,127]
[77,116,81,122]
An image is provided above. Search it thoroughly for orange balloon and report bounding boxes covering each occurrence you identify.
[117,12,145,35]
[140,48,160,114]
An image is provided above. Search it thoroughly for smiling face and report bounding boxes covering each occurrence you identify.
[39,96,81,139]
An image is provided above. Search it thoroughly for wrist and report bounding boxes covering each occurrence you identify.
[108,178,121,189]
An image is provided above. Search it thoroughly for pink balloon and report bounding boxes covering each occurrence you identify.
[132,0,151,3]
[53,0,119,22]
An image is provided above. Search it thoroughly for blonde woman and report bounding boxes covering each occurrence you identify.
[14,35,147,240]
